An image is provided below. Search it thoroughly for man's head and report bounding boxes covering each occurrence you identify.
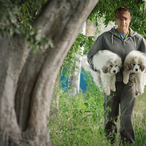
[115,7,132,33]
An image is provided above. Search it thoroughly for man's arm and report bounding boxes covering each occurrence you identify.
[87,35,103,71]
[138,37,146,53]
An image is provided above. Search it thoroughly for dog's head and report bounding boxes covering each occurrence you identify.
[102,60,121,74]
[124,57,145,72]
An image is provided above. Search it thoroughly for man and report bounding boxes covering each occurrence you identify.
[87,7,146,145]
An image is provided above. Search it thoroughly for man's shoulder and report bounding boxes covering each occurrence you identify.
[129,27,144,39]
[133,33,144,43]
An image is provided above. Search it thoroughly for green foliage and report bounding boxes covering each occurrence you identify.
[50,74,146,145]
[89,0,146,37]
[18,0,47,33]
[19,0,54,50]
[133,91,146,146]
[0,0,53,51]
[0,0,20,36]
[50,74,110,146]
[130,3,146,38]
[27,27,54,53]
[60,34,95,76]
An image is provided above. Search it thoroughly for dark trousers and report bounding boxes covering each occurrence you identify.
[104,81,136,145]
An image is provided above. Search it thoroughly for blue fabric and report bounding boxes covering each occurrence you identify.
[118,31,127,40]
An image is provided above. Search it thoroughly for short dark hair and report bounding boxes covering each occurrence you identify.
[116,7,130,13]
[115,7,131,19]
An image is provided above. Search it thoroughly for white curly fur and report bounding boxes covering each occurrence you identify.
[82,50,122,96]
[123,50,146,95]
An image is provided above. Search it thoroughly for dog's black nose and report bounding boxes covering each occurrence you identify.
[113,70,116,73]
[135,69,138,71]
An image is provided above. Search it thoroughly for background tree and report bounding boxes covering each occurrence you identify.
[0,0,99,146]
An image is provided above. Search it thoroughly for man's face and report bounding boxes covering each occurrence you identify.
[115,17,132,33]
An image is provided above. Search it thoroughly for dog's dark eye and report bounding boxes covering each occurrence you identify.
[115,65,118,67]
[133,64,135,66]
[110,65,113,67]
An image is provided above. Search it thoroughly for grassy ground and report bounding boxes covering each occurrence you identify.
[49,75,146,146]
[133,91,146,146]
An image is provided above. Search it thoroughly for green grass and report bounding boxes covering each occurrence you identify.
[49,75,146,146]
[133,91,146,146]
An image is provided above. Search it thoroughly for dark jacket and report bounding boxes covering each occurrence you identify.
[87,27,146,82]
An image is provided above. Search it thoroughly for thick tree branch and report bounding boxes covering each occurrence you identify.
[26,0,98,144]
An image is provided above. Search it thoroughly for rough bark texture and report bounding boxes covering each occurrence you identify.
[0,0,99,146]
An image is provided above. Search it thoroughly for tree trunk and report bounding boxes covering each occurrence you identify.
[0,0,99,145]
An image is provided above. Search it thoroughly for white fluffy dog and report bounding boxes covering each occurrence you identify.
[82,50,122,95]
[123,50,146,94]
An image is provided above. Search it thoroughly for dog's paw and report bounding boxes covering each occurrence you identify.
[104,88,111,96]
[136,91,142,96]
[136,91,140,96]
[105,91,110,96]
[137,88,143,95]
[123,78,129,84]
[111,85,116,92]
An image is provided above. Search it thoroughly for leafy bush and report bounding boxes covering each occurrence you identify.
[50,74,110,145]
[50,74,146,146]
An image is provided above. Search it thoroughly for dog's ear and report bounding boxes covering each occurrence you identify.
[139,59,145,71]
[126,63,133,70]
[117,60,122,68]
[102,66,108,73]
[128,63,133,70]
[140,64,145,71]
[124,63,132,70]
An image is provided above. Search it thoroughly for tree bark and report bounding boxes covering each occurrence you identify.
[0,0,99,145]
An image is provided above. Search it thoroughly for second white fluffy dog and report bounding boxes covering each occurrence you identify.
[123,50,146,94]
